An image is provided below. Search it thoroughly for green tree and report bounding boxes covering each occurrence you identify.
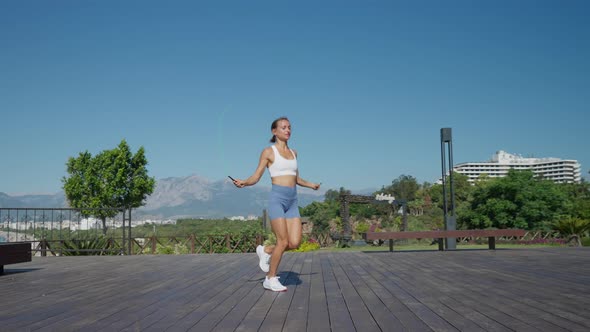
[324,189,340,203]
[300,201,338,234]
[381,175,420,201]
[300,187,353,234]
[560,180,590,220]
[460,169,568,230]
[350,203,381,219]
[324,187,351,203]
[62,140,156,234]
[428,172,472,211]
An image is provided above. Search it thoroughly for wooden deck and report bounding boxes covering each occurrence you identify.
[1,247,589,331]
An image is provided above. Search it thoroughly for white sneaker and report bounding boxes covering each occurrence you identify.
[256,245,271,273]
[263,276,287,292]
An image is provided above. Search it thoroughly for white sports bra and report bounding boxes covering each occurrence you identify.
[268,145,298,177]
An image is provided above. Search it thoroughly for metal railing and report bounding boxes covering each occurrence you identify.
[2,208,564,255]
[1,208,129,256]
[0,207,271,255]
[130,234,265,254]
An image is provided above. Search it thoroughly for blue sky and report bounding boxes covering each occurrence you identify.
[1,0,589,195]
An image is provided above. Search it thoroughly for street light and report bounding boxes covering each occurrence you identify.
[440,128,456,250]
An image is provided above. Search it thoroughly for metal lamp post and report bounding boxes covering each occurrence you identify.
[440,128,456,250]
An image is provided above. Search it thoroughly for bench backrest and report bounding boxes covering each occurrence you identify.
[365,229,526,240]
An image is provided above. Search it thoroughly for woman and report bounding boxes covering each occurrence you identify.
[232,117,320,292]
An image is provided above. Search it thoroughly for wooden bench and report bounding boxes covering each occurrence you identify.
[0,242,32,274]
[363,229,526,252]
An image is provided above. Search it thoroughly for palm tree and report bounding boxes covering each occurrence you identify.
[553,217,590,246]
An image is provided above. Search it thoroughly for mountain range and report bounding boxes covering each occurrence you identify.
[0,175,328,219]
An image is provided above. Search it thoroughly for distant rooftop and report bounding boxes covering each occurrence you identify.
[490,150,564,164]
[453,150,581,184]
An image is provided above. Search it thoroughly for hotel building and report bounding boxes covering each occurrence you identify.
[453,150,581,184]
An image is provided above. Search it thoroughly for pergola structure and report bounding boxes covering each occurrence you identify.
[338,194,407,246]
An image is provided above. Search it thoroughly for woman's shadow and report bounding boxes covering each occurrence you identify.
[279,271,302,286]
[279,271,319,286]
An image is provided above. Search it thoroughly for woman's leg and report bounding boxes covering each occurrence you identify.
[265,218,302,263]
[264,245,275,255]
[260,218,300,275]
[286,217,302,249]
[268,218,289,277]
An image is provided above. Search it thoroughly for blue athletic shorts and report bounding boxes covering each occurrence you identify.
[268,184,300,221]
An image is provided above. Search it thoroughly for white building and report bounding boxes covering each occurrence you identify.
[229,215,259,221]
[453,150,581,184]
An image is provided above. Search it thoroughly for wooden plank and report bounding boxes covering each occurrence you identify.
[424,254,590,331]
[376,250,576,332]
[1,248,589,331]
[343,254,433,331]
[10,254,239,330]
[306,251,331,332]
[2,257,166,330]
[149,257,261,331]
[32,255,240,331]
[258,253,305,332]
[234,253,298,332]
[435,250,590,318]
[283,252,312,332]
[233,290,278,332]
[321,253,356,332]
[108,255,250,331]
[328,252,381,332]
[187,269,261,331]
[368,252,537,332]
[209,280,266,332]
[127,255,251,331]
[438,295,512,332]
[355,253,459,332]
[393,252,537,329]
[0,256,106,305]
[333,253,410,331]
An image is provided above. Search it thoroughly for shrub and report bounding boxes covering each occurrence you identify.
[156,244,175,254]
[292,240,320,252]
[263,232,276,247]
[174,243,190,254]
[355,222,370,234]
[155,243,190,254]
[60,236,116,256]
[552,217,590,246]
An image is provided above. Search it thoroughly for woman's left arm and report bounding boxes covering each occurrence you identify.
[294,150,320,190]
[297,174,320,190]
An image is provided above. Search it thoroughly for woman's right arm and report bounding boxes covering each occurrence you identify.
[233,148,271,188]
